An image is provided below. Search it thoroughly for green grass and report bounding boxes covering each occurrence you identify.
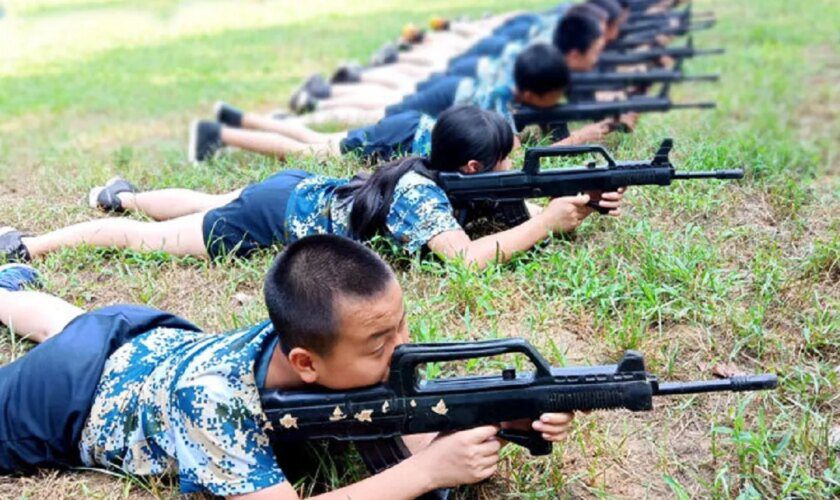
[1,0,839,498]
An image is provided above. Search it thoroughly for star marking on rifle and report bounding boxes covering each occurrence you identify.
[354,409,374,422]
[381,401,390,413]
[279,413,298,429]
[431,399,448,416]
[329,406,346,422]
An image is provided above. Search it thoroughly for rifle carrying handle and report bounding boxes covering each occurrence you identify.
[388,339,554,395]
[523,145,616,175]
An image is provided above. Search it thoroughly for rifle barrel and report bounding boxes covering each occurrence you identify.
[685,74,720,82]
[670,102,716,110]
[656,375,778,396]
[673,169,744,180]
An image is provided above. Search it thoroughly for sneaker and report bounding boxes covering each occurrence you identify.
[88,177,137,213]
[215,101,243,128]
[370,43,399,66]
[0,227,31,263]
[189,120,223,164]
[0,263,41,292]
[330,62,364,84]
[288,88,317,115]
[303,74,331,100]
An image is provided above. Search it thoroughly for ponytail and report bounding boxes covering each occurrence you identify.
[337,105,515,242]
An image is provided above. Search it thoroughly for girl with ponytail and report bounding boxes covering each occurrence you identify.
[1,105,624,268]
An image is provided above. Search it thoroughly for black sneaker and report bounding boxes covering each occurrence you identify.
[304,74,331,100]
[288,88,317,115]
[189,120,223,164]
[88,177,137,213]
[330,63,364,84]
[0,227,31,262]
[215,101,243,128]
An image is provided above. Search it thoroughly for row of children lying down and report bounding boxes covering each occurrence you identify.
[1,1,682,498]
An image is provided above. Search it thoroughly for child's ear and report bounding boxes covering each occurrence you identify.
[461,159,484,174]
[288,347,319,384]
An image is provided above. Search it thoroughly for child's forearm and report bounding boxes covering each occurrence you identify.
[310,455,434,500]
[462,212,554,268]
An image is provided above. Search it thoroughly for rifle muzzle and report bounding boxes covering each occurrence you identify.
[673,169,745,180]
[656,374,778,395]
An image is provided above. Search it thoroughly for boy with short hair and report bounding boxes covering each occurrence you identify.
[0,236,575,499]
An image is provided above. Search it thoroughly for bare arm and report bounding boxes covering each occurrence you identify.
[231,426,504,500]
[230,456,434,500]
[427,195,594,268]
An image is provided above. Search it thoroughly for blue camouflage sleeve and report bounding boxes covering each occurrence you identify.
[172,375,285,496]
[386,176,463,253]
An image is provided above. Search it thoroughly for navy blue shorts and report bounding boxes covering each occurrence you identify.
[414,57,477,91]
[0,305,200,474]
[202,170,311,259]
[341,110,423,161]
[447,55,480,78]
[385,76,462,117]
[462,35,511,58]
[494,14,540,35]
[492,20,535,40]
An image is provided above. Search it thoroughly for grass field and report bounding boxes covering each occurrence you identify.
[1,0,838,498]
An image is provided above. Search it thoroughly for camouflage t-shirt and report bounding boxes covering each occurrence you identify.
[79,323,283,496]
[284,170,462,253]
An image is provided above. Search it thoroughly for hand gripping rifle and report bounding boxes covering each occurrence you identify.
[261,339,777,500]
[512,83,714,141]
[438,138,742,228]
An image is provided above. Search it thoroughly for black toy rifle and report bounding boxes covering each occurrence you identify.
[262,339,776,500]
[439,138,741,227]
[512,91,714,140]
[569,67,718,94]
[598,36,724,69]
[609,19,715,51]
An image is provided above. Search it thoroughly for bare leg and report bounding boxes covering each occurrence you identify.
[330,83,408,98]
[116,189,242,221]
[388,63,441,78]
[220,127,342,159]
[240,115,334,143]
[296,108,385,127]
[360,68,428,91]
[316,89,404,112]
[21,212,208,259]
[0,290,84,343]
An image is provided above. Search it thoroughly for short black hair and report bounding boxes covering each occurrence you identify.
[568,3,608,23]
[553,7,605,55]
[264,235,395,356]
[514,43,570,96]
[589,0,622,23]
